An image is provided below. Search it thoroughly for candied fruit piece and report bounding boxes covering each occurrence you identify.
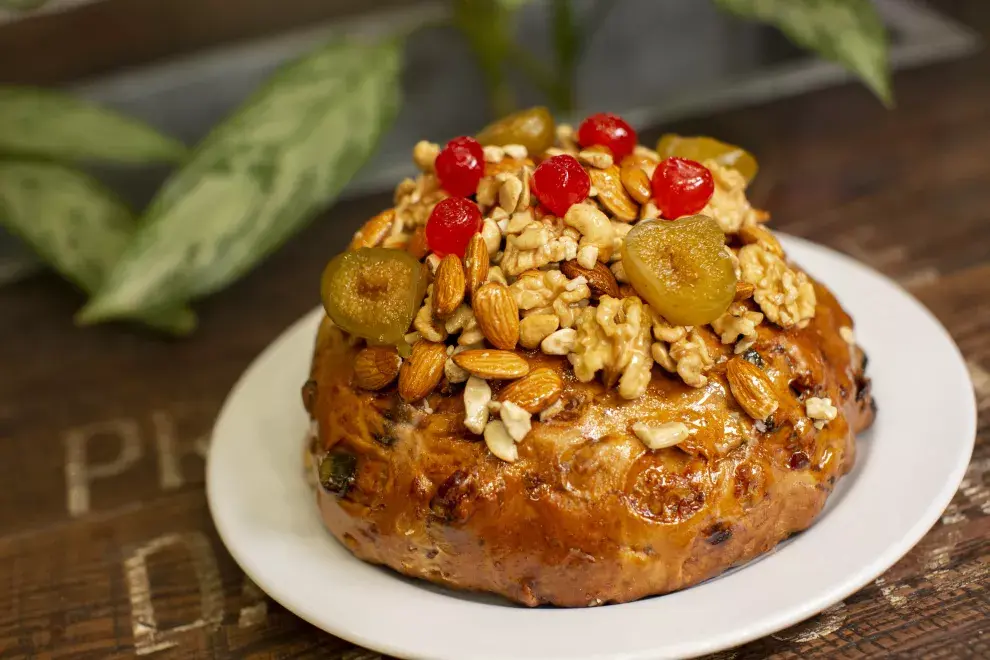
[531,154,590,216]
[426,197,483,258]
[436,136,484,197]
[657,134,758,185]
[476,106,555,155]
[321,248,427,346]
[577,112,637,161]
[651,157,714,219]
[621,215,736,326]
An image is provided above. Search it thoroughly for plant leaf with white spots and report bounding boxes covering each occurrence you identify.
[0,88,186,163]
[77,38,403,324]
[714,0,892,106]
[0,162,195,334]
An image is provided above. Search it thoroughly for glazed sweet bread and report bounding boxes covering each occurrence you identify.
[303,109,876,606]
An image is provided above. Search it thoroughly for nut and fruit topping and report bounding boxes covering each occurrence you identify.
[656,134,758,185]
[577,112,638,161]
[651,157,715,220]
[426,197,483,258]
[435,136,485,197]
[531,154,591,216]
[321,248,427,346]
[476,106,556,155]
[317,108,827,462]
[621,215,737,326]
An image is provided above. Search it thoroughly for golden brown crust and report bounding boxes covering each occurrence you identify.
[306,276,875,607]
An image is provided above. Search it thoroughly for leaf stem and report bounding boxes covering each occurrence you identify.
[452,0,518,118]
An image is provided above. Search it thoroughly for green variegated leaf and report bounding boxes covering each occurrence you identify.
[495,0,532,10]
[0,88,187,163]
[714,0,892,105]
[0,162,196,334]
[77,38,403,325]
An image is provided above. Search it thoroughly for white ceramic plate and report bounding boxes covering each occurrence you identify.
[207,235,976,660]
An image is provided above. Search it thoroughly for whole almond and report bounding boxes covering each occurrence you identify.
[588,165,638,222]
[734,281,755,301]
[497,367,563,413]
[619,156,653,204]
[349,209,396,250]
[398,340,447,402]
[353,346,402,390]
[463,233,490,297]
[561,259,620,299]
[432,254,466,318]
[453,350,529,380]
[738,222,784,258]
[473,282,520,350]
[726,357,779,421]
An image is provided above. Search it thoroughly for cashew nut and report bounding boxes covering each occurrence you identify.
[563,203,615,262]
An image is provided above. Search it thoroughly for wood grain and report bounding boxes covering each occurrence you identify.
[0,0,418,85]
[0,1,987,657]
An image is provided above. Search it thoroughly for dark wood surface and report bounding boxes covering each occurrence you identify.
[2,5,989,659]
[0,0,418,85]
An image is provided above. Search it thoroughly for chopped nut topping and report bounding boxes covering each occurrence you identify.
[463,376,492,433]
[497,173,524,212]
[668,328,714,388]
[699,160,760,234]
[484,420,518,462]
[481,218,502,255]
[650,312,688,344]
[806,397,838,429]
[483,145,505,163]
[445,304,485,346]
[611,260,629,283]
[564,203,615,263]
[839,326,856,344]
[568,296,654,399]
[633,145,660,162]
[539,397,567,422]
[610,221,632,260]
[340,124,832,464]
[395,173,445,229]
[503,143,528,160]
[520,313,560,349]
[414,285,448,342]
[632,421,690,450]
[711,302,763,345]
[487,265,508,285]
[500,220,577,276]
[412,140,439,172]
[477,177,499,207]
[499,400,532,441]
[509,270,591,329]
[738,244,816,329]
[541,328,577,355]
[639,200,659,221]
[578,148,613,169]
[556,124,578,151]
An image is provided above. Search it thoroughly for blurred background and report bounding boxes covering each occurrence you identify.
[0,0,980,319]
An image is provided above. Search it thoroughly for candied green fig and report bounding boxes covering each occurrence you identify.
[621,215,736,326]
[656,134,758,185]
[476,106,555,155]
[320,248,427,346]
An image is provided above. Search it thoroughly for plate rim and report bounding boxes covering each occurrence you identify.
[207,234,976,660]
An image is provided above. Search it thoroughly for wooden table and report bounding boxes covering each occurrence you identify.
[2,5,988,659]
